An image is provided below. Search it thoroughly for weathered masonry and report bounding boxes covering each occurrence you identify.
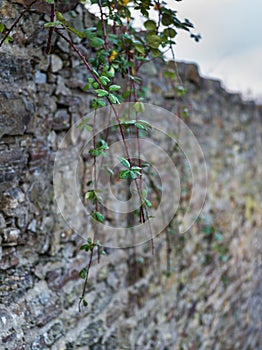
[0,1,261,349]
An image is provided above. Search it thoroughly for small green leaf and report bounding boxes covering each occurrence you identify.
[90,37,104,48]
[129,170,139,179]
[92,211,105,223]
[67,26,86,39]
[108,94,119,104]
[83,27,96,39]
[95,89,108,97]
[97,99,106,107]
[55,11,65,22]
[83,299,88,307]
[120,157,130,168]
[144,20,157,31]
[145,199,152,208]
[4,36,14,44]
[150,48,162,57]
[133,102,145,113]
[79,269,86,279]
[135,123,146,130]
[44,21,62,28]
[92,82,99,89]
[100,75,110,86]
[147,34,162,48]
[131,166,142,171]
[134,44,145,54]
[176,85,187,96]
[119,170,130,179]
[109,85,121,92]
[162,13,173,26]
[163,28,177,38]
[105,167,114,175]
[0,23,5,33]
[83,83,91,91]
[103,66,115,78]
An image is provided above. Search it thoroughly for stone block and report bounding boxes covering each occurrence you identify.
[0,149,28,191]
[0,92,34,138]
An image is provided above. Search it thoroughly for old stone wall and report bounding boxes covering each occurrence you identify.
[0,1,261,349]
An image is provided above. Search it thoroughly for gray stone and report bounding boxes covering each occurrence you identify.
[0,213,6,229]
[51,54,63,73]
[34,70,47,84]
[0,92,34,138]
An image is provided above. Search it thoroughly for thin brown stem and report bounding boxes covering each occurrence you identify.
[97,0,109,53]
[46,3,55,54]
[78,247,94,312]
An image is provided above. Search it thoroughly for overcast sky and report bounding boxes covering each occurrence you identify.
[170,0,262,101]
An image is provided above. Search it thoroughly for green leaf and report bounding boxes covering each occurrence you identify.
[0,23,5,33]
[92,211,105,223]
[85,190,102,204]
[139,120,152,129]
[163,28,177,38]
[144,20,157,31]
[82,299,88,307]
[162,13,173,26]
[105,166,114,175]
[100,75,110,86]
[108,93,119,104]
[90,37,104,48]
[131,166,142,171]
[147,34,162,48]
[109,85,121,92]
[67,26,86,39]
[134,44,145,54]
[44,21,62,28]
[55,11,65,22]
[97,99,106,107]
[103,66,115,78]
[121,120,136,128]
[92,82,99,89]
[145,199,152,208]
[77,118,93,131]
[150,48,162,57]
[133,102,145,113]
[119,170,131,179]
[135,120,152,131]
[129,170,140,179]
[83,83,91,91]
[83,27,96,39]
[95,89,109,97]
[4,36,14,44]
[45,0,55,4]
[176,85,187,97]
[135,123,146,130]
[79,269,86,279]
[120,157,130,168]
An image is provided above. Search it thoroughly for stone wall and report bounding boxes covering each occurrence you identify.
[0,1,261,349]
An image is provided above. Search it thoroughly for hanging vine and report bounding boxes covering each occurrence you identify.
[0,0,200,310]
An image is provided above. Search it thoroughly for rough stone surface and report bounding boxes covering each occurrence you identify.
[0,1,261,350]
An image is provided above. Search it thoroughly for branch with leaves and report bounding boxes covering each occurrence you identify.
[0,0,200,310]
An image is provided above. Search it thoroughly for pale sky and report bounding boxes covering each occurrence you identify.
[171,0,262,101]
